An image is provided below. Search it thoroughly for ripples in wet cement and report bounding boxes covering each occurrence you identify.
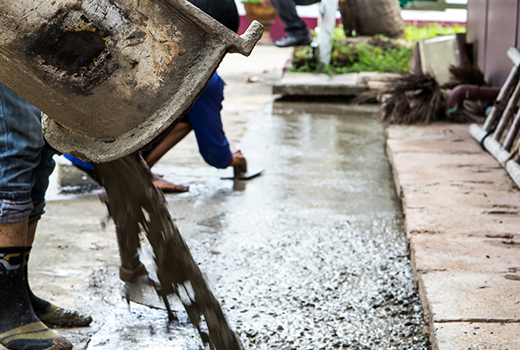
[77,103,428,350]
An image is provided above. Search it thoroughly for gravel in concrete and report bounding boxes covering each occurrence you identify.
[0,46,435,350]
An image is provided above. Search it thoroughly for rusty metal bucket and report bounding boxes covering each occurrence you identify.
[0,0,262,162]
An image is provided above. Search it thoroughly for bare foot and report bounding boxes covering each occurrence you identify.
[233,150,247,175]
[152,173,189,193]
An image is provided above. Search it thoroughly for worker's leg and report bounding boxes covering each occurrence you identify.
[0,82,72,350]
[270,0,319,39]
[188,74,234,169]
[141,121,191,193]
[27,142,92,327]
[144,122,193,168]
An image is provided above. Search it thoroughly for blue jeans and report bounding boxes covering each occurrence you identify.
[0,82,57,224]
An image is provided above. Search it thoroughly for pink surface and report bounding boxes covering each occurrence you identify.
[237,16,320,42]
[237,15,465,42]
[466,0,520,87]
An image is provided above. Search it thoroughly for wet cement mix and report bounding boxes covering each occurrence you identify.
[92,153,243,350]
[72,103,428,350]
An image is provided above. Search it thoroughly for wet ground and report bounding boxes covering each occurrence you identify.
[37,102,430,350]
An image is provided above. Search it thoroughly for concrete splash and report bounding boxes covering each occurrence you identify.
[92,153,243,350]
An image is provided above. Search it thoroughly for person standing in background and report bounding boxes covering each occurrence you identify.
[263,0,319,47]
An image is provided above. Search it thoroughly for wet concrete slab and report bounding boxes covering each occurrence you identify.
[16,101,430,350]
[154,102,429,349]
[387,123,520,349]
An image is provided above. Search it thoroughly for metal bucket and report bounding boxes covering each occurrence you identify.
[0,0,262,162]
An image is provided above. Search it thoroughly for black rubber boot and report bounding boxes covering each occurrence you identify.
[0,247,72,350]
[25,247,93,328]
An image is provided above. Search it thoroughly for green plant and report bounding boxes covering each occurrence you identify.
[291,23,464,75]
[241,0,263,3]
[346,43,413,73]
[294,46,313,59]
[405,23,466,42]
[291,35,413,75]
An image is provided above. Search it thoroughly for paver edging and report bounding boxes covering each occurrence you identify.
[385,123,520,350]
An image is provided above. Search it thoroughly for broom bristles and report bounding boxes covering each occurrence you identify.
[354,71,486,124]
[441,64,486,89]
[378,73,447,124]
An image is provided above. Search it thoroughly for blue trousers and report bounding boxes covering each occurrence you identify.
[184,73,233,169]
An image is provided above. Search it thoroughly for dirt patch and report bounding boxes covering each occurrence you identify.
[34,28,107,75]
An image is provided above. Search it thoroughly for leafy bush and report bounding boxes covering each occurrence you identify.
[405,23,466,42]
[290,23,466,75]
[292,41,413,74]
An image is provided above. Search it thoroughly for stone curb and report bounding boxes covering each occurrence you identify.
[386,123,520,350]
[273,72,400,96]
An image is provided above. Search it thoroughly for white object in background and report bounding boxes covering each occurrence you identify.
[400,9,467,23]
[419,34,459,85]
[317,0,338,65]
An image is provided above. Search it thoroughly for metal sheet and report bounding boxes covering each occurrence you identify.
[484,0,518,86]
[466,0,488,73]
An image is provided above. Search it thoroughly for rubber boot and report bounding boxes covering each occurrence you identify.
[24,247,92,328]
[0,247,72,350]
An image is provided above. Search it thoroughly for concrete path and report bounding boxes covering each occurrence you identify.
[7,44,428,350]
[386,123,520,350]
[34,101,430,349]
[5,42,518,350]
[0,45,292,350]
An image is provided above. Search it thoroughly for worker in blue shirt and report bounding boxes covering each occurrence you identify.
[66,0,247,193]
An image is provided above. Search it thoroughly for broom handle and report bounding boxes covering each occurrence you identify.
[493,78,520,141]
[483,65,519,132]
[503,108,520,151]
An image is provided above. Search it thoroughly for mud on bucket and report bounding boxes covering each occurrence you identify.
[0,0,263,163]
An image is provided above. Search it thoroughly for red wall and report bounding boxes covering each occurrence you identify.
[237,16,320,42]
[238,16,465,42]
[467,0,520,86]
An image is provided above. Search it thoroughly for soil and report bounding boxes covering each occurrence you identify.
[33,29,107,75]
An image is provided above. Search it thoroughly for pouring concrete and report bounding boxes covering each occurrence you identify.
[0,0,262,162]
